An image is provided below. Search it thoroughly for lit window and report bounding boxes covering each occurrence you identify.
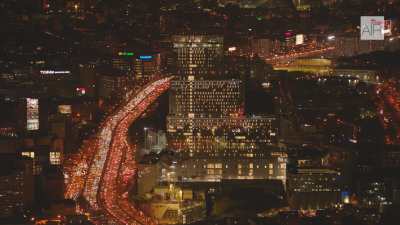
[50,152,61,165]
[26,98,39,131]
[22,152,34,159]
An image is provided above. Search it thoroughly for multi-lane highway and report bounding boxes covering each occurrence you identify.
[374,81,400,145]
[65,76,173,225]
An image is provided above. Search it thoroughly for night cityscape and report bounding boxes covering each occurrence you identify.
[1,0,400,225]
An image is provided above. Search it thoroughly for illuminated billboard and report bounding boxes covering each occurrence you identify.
[40,70,71,75]
[27,98,39,131]
[118,52,134,56]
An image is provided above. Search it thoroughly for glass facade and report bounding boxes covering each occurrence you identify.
[166,116,283,182]
[167,116,279,157]
[172,35,223,78]
[167,34,284,183]
[169,79,243,118]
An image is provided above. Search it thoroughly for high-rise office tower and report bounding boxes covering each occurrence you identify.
[169,78,244,118]
[172,35,223,78]
[167,116,279,157]
[166,34,284,182]
[287,168,342,210]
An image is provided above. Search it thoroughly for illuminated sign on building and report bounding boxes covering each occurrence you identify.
[284,31,293,37]
[118,52,135,56]
[361,16,384,40]
[138,55,153,60]
[27,98,39,131]
[40,70,71,75]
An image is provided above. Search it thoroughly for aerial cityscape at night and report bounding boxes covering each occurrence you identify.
[1,0,400,225]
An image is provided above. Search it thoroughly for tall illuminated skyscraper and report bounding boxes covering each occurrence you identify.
[172,35,223,78]
[169,78,244,118]
[166,34,285,183]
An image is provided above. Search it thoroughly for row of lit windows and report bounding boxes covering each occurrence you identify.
[181,163,285,170]
[178,61,214,65]
[172,83,241,88]
[179,156,286,162]
[204,168,278,176]
[176,99,241,102]
[175,101,241,105]
[292,177,337,181]
[168,130,274,136]
[21,151,61,165]
[167,118,275,125]
[50,152,61,165]
[174,109,239,113]
[293,188,340,192]
[174,43,222,47]
[175,49,221,54]
[177,89,241,93]
[177,98,241,102]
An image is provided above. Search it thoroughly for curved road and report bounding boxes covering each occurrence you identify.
[65,77,173,225]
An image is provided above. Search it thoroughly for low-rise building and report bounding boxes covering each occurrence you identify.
[149,185,206,225]
[287,168,342,210]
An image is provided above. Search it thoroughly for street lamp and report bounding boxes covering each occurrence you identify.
[74,4,79,13]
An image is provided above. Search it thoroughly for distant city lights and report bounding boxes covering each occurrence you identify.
[76,87,86,96]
